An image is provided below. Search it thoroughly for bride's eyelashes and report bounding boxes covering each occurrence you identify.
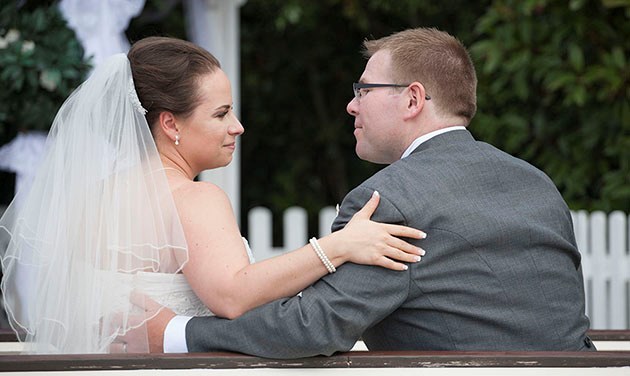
[214,105,234,119]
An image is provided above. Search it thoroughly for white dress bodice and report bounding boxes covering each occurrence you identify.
[134,272,214,316]
[133,238,255,316]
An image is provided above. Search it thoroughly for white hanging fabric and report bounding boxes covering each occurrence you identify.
[59,0,145,67]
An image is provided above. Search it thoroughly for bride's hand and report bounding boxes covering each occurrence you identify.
[331,191,426,271]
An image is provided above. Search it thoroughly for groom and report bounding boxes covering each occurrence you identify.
[148,27,593,356]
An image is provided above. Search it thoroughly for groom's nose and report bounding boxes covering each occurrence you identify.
[347,97,359,117]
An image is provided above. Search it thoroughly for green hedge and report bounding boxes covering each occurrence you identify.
[0,2,90,143]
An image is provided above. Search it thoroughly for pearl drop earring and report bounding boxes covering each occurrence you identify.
[175,134,180,146]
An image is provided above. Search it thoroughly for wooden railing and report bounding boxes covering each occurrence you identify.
[1,350,630,372]
[0,330,629,373]
[587,330,630,341]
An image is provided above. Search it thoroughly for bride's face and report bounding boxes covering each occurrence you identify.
[177,70,244,172]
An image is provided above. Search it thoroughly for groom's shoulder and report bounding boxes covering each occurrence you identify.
[342,163,408,206]
[333,170,407,232]
[348,167,394,198]
[360,158,413,188]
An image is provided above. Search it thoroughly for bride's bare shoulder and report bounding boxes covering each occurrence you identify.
[171,180,231,208]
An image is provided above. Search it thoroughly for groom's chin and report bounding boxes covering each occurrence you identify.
[356,146,386,165]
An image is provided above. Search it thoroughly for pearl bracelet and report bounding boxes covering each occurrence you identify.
[309,237,336,274]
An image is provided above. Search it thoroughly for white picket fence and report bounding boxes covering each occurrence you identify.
[573,211,630,329]
[247,207,630,330]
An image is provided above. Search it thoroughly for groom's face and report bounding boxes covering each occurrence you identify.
[346,50,408,165]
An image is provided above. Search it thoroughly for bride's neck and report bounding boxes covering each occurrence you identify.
[160,156,195,180]
[163,166,189,178]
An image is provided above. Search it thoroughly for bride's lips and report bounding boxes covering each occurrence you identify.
[224,142,236,150]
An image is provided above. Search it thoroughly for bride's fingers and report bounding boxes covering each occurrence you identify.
[381,223,427,240]
[375,255,410,271]
[375,245,425,271]
[385,236,426,258]
[387,244,424,262]
[352,191,380,220]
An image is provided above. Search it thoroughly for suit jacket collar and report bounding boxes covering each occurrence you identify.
[410,128,475,156]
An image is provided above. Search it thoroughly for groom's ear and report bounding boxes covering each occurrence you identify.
[402,82,427,120]
[158,111,179,142]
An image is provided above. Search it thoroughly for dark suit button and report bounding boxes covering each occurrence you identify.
[584,337,593,348]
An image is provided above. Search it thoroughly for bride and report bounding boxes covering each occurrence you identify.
[0,37,425,354]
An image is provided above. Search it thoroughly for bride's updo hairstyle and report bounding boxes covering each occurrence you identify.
[127,36,221,130]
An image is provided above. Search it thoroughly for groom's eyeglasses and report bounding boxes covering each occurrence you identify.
[353,83,431,101]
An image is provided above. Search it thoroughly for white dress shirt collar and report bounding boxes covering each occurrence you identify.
[400,126,467,159]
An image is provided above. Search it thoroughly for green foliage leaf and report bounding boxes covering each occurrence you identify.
[0,2,91,140]
[568,43,584,72]
[569,0,587,11]
[610,46,626,68]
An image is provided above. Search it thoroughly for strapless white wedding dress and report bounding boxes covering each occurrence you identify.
[131,238,255,316]
[133,272,215,316]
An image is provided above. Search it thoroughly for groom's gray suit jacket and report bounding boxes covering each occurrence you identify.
[187,129,592,357]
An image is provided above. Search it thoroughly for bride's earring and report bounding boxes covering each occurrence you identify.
[175,134,180,146]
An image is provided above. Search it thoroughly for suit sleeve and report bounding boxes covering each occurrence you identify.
[186,186,410,358]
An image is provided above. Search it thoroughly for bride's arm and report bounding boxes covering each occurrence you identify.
[175,182,425,319]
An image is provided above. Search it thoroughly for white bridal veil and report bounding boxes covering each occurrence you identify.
[0,54,188,353]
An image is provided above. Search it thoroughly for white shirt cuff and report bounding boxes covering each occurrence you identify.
[163,315,192,353]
